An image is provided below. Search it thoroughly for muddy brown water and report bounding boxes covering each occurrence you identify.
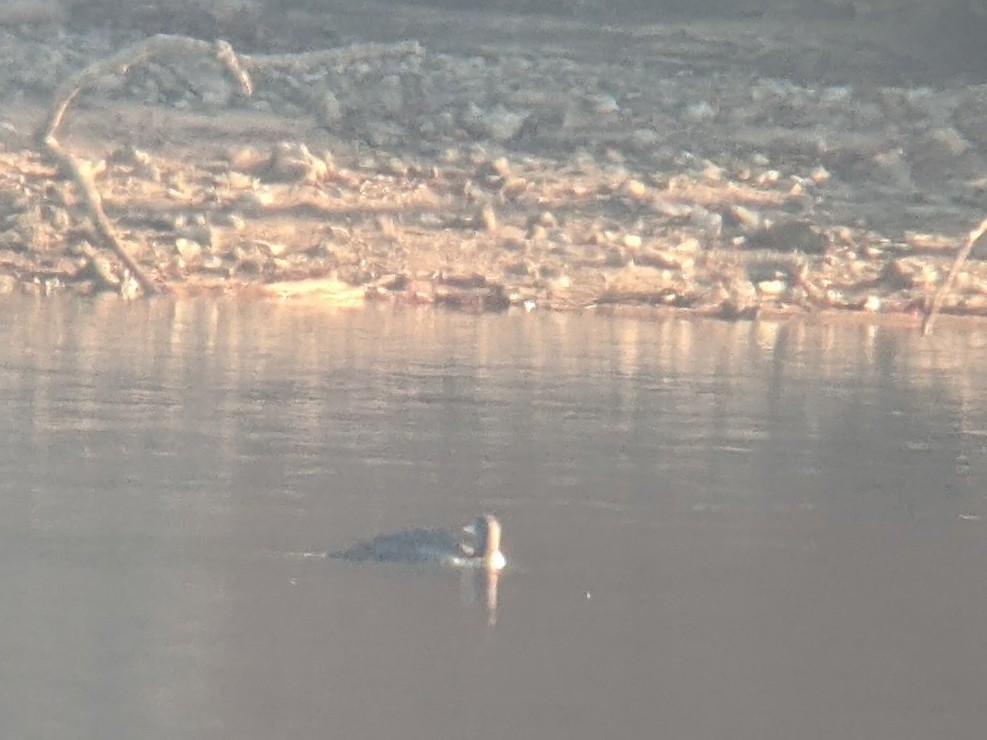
[1,295,985,740]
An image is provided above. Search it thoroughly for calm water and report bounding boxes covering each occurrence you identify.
[1,295,986,740]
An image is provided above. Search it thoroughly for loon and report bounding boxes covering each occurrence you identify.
[331,514,506,571]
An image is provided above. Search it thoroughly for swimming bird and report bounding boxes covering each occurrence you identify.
[331,514,506,571]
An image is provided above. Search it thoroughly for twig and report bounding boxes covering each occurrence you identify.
[921,216,987,336]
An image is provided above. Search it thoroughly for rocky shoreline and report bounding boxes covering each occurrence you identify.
[2,1,987,321]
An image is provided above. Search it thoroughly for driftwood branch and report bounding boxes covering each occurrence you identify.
[921,216,987,336]
[40,36,253,144]
[36,33,421,297]
[244,40,422,72]
[38,35,253,296]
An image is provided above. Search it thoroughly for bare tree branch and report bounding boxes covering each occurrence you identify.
[922,217,987,336]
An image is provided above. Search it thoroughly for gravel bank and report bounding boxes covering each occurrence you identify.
[2,1,987,320]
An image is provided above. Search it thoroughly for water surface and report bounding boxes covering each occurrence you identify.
[1,296,985,740]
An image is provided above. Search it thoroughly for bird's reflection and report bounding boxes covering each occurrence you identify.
[461,567,501,627]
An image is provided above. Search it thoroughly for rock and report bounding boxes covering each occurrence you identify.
[374,74,405,117]
[749,220,828,254]
[861,295,882,312]
[536,211,557,229]
[628,128,661,152]
[585,93,619,116]
[227,146,267,172]
[756,279,788,296]
[489,156,512,179]
[175,238,202,264]
[479,203,497,232]
[266,142,329,183]
[623,179,649,200]
[689,207,723,239]
[316,90,343,125]
[730,205,763,230]
[871,148,913,189]
[434,276,509,312]
[684,101,717,123]
[884,257,940,288]
[500,178,528,200]
[464,104,528,143]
